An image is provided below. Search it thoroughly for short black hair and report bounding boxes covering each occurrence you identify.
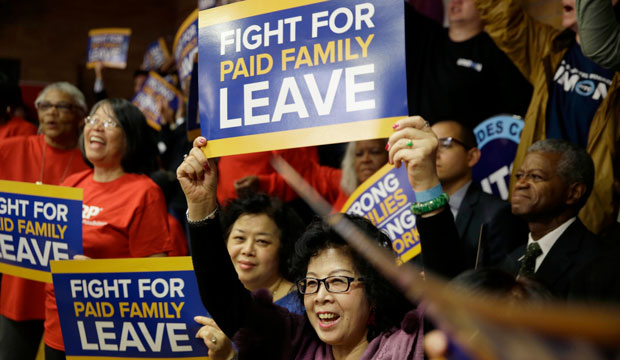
[80,98,158,174]
[291,214,412,340]
[221,193,305,282]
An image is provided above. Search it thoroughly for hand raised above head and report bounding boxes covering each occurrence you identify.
[387,116,440,192]
[176,136,218,219]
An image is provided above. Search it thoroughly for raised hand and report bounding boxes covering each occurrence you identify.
[176,137,218,220]
[387,116,440,192]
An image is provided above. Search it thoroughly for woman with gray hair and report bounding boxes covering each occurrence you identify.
[0,81,90,360]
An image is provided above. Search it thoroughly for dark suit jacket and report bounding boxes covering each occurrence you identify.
[454,184,528,268]
[502,218,606,299]
[419,209,606,299]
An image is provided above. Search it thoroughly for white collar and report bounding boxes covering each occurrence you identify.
[526,217,577,272]
[448,181,471,219]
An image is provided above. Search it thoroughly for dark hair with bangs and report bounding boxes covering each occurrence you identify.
[220,193,305,282]
[80,98,158,174]
[291,214,413,340]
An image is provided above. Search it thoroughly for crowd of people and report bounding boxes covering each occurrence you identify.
[1,0,619,359]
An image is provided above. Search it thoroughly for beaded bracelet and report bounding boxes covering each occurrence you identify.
[410,193,449,215]
[186,205,219,226]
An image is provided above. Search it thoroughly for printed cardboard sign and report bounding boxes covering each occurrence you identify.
[198,0,408,157]
[52,257,210,359]
[473,115,524,200]
[87,28,132,69]
[341,164,420,264]
[132,72,184,131]
[0,180,83,282]
[174,10,199,94]
[142,38,171,71]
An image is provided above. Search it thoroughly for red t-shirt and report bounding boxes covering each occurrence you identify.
[257,161,348,211]
[168,214,188,257]
[0,116,37,140]
[216,147,319,204]
[0,135,89,321]
[44,170,174,350]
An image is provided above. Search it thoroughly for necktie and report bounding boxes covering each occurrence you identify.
[518,242,542,278]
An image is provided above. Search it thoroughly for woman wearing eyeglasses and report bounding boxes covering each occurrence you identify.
[0,82,90,360]
[42,99,173,360]
[178,137,422,360]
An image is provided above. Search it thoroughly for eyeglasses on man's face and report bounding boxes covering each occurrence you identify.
[36,101,76,113]
[296,276,364,295]
[84,115,120,129]
[437,137,471,150]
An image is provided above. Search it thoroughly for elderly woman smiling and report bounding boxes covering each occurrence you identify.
[43,99,173,360]
[193,194,306,359]
[178,137,423,360]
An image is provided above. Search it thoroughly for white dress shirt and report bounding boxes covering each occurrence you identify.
[526,217,577,272]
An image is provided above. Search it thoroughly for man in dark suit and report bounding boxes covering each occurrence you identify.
[432,121,527,268]
[413,131,606,299]
[500,139,606,299]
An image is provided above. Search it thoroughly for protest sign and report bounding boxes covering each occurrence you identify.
[132,72,184,131]
[198,0,408,157]
[174,10,199,95]
[142,38,171,71]
[52,257,210,359]
[472,115,524,200]
[341,164,420,264]
[0,180,83,283]
[87,28,132,69]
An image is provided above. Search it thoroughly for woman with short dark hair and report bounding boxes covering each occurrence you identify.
[178,136,423,360]
[43,99,173,360]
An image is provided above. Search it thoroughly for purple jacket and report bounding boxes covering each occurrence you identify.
[233,289,424,360]
[189,216,425,359]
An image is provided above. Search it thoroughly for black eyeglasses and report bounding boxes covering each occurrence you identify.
[438,137,471,150]
[36,101,75,113]
[297,276,364,295]
[85,115,120,129]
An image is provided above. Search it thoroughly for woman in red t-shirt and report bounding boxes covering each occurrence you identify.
[43,99,173,360]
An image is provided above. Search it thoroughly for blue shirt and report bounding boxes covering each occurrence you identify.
[546,43,613,147]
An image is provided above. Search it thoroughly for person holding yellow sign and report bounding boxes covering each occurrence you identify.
[0,82,90,360]
[42,99,173,360]
[178,137,422,360]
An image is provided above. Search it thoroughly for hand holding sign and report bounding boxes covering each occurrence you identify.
[176,137,218,220]
[194,316,235,360]
[387,116,440,193]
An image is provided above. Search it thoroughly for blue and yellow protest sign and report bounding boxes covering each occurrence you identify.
[340,164,420,264]
[51,257,210,360]
[0,180,83,283]
[174,10,199,94]
[142,38,171,71]
[87,28,132,69]
[473,115,524,201]
[198,0,408,158]
[132,72,184,131]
